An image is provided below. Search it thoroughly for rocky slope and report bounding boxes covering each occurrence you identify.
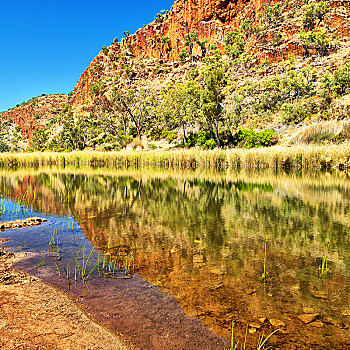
[1,94,67,148]
[2,0,350,151]
[71,0,350,106]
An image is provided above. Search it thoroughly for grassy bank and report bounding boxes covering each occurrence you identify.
[0,144,350,168]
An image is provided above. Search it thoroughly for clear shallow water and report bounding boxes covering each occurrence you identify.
[1,166,350,349]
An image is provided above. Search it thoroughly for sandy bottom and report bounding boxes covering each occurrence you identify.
[0,250,131,350]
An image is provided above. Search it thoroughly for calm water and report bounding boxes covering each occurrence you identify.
[1,166,350,349]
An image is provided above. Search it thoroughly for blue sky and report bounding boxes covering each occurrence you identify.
[0,0,174,112]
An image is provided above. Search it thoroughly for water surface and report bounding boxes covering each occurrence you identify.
[1,166,350,349]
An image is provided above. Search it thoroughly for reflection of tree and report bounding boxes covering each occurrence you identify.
[2,170,350,346]
[2,170,350,272]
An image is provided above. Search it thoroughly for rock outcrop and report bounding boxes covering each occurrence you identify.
[70,0,350,106]
[1,94,67,141]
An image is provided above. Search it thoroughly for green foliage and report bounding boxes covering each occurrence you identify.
[124,64,136,79]
[201,60,226,146]
[219,129,235,147]
[234,53,252,68]
[154,11,166,23]
[241,19,252,33]
[0,141,10,153]
[90,82,106,96]
[333,61,350,95]
[224,30,245,59]
[197,39,208,57]
[281,98,319,124]
[102,46,109,56]
[262,3,282,24]
[161,36,171,47]
[184,131,217,149]
[302,1,326,28]
[233,129,277,148]
[31,129,49,151]
[299,27,329,55]
[184,31,198,54]
[179,49,189,61]
[161,130,177,142]
[161,81,201,144]
[203,138,217,149]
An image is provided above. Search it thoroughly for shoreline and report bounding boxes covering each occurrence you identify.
[0,248,131,350]
[0,144,350,169]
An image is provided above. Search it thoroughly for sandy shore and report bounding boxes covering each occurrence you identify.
[0,249,131,350]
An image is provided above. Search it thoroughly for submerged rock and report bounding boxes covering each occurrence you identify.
[269,318,286,327]
[298,313,319,324]
[0,217,47,231]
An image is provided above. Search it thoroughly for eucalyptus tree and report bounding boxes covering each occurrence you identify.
[87,91,126,148]
[185,31,199,62]
[113,86,157,139]
[161,81,201,144]
[200,58,226,147]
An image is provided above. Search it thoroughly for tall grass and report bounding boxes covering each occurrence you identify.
[286,121,350,145]
[0,144,350,169]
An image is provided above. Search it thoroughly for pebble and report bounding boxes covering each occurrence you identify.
[269,318,286,327]
[249,322,261,329]
[310,321,324,328]
[298,313,319,324]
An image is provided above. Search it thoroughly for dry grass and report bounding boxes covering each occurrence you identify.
[0,144,350,169]
[285,121,350,145]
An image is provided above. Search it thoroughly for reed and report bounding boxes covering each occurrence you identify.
[37,258,46,267]
[318,243,329,278]
[54,262,61,277]
[262,238,268,283]
[227,322,274,350]
[257,329,279,350]
[0,144,350,169]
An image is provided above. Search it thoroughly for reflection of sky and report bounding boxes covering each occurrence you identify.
[0,197,93,260]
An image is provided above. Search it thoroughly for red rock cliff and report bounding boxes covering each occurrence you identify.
[1,94,68,141]
[71,0,350,106]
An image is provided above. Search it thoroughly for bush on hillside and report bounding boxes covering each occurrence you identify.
[233,129,277,148]
[0,141,10,153]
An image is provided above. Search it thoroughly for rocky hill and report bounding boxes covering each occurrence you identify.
[0,94,67,150]
[2,0,350,152]
[71,0,350,106]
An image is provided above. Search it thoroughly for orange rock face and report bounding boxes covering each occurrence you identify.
[1,94,67,141]
[70,0,350,106]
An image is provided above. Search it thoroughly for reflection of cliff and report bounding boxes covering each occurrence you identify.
[1,168,350,348]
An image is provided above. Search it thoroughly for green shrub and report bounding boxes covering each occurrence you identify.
[233,129,277,148]
[202,139,216,149]
[0,141,10,153]
[225,30,245,59]
[185,131,218,149]
[161,130,177,142]
[281,98,319,124]
[333,62,350,95]
[299,28,329,56]
[302,1,326,28]
[262,3,282,24]
[185,132,200,148]
[146,127,163,140]
[179,49,189,61]
[102,46,109,56]
[219,129,235,147]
